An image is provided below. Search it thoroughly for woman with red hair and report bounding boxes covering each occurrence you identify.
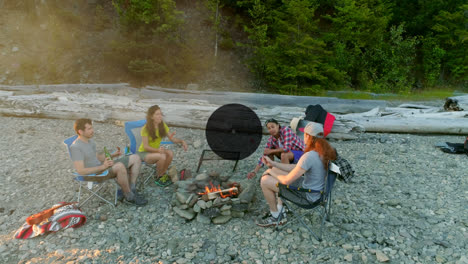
[257,122,337,227]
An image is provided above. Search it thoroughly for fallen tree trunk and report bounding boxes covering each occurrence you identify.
[1,86,467,137]
[0,83,387,113]
[0,89,361,139]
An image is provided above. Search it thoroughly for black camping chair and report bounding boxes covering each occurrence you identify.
[275,164,338,241]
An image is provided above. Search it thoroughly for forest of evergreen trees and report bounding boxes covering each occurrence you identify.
[112,0,467,95]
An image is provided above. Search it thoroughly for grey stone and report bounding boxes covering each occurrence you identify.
[197,200,207,209]
[196,213,211,224]
[212,215,231,224]
[231,211,244,218]
[238,182,256,204]
[173,207,196,220]
[195,173,209,182]
[176,192,190,204]
[376,250,390,262]
[220,204,232,211]
[193,204,201,213]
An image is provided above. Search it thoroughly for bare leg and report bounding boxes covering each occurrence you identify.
[158,149,173,177]
[280,151,294,164]
[260,173,280,212]
[127,154,141,185]
[112,163,130,193]
[144,153,166,178]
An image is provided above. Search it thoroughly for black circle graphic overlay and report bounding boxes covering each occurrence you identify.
[205,104,262,160]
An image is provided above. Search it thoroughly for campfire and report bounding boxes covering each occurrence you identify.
[171,171,256,224]
[198,182,239,200]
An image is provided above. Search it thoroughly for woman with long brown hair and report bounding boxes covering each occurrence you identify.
[256,122,336,227]
[138,105,188,180]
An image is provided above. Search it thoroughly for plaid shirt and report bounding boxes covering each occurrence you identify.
[258,126,305,165]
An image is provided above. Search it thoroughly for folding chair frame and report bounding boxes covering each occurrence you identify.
[64,135,118,207]
[196,149,240,173]
[124,120,173,188]
[74,174,119,207]
[276,170,336,241]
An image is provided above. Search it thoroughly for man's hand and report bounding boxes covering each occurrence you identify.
[102,157,114,169]
[247,171,256,179]
[262,156,274,169]
[112,147,122,158]
[263,148,272,155]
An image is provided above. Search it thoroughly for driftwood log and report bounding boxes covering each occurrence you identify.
[0,84,467,137]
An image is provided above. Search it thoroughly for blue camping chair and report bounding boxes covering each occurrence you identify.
[64,135,119,207]
[124,120,173,187]
[276,163,339,241]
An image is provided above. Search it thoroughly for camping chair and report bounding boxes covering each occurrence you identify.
[64,135,119,207]
[275,163,339,241]
[124,119,174,187]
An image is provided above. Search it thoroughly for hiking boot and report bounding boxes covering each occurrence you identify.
[257,214,287,227]
[124,193,148,206]
[117,189,124,202]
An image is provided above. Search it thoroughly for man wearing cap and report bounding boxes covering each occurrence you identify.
[247,119,305,179]
[256,122,336,227]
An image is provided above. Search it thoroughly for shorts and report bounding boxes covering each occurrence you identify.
[278,177,320,206]
[291,150,304,164]
[136,152,149,161]
[108,155,131,177]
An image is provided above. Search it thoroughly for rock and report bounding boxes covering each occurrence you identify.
[344,254,353,261]
[231,211,244,218]
[193,204,201,214]
[176,192,190,204]
[220,204,232,211]
[375,251,389,262]
[238,182,256,204]
[456,256,468,264]
[220,210,231,216]
[208,171,220,177]
[173,207,195,220]
[196,213,211,224]
[195,173,210,182]
[11,47,19,52]
[279,247,289,254]
[212,215,231,224]
[193,140,202,149]
[197,200,207,209]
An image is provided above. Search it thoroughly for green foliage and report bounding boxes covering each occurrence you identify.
[431,4,468,81]
[241,0,346,95]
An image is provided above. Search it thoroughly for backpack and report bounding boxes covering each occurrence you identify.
[15,202,86,239]
[332,155,355,183]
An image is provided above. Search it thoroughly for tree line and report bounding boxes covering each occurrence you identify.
[111,0,467,94]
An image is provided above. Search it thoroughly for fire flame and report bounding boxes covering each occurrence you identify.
[198,182,238,198]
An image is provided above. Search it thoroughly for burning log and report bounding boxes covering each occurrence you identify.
[207,187,238,200]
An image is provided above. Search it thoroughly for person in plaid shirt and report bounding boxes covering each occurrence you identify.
[247,119,305,179]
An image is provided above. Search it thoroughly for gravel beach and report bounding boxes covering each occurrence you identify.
[0,116,467,264]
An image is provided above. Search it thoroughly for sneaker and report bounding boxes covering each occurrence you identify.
[124,193,148,206]
[257,214,287,227]
[155,174,172,187]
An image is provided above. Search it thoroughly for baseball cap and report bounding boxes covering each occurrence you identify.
[303,122,324,137]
